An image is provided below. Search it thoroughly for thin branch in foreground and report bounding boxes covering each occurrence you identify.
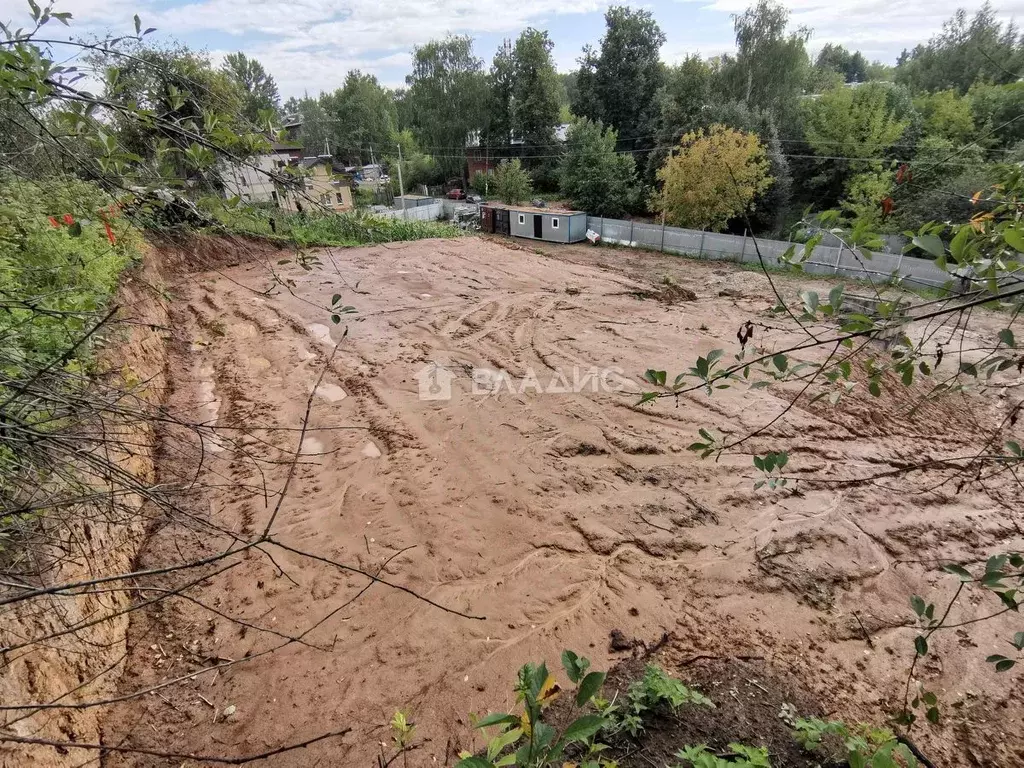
[0,728,351,765]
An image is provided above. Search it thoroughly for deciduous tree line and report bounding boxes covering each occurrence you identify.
[9,0,1024,240]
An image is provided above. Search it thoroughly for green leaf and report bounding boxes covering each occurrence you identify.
[1012,632,1024,651]
[901,366,913,386]
[561,650,581,683]
[636,392,659,405]
[926,706,940,724]
[829,285,844,311]
[986,554,1008,574]
[922,691,937,706]
[772,354,788,373]
[914,635,928,656]
[996,659,1016,672]
[331,293,342,306]
[68,221,82,237]
[559,715,606,744]
[474,712,517,729]
[456,758,493,768]
[910,595,926,616]
[868,380,881,397]
[996,590,1018,611]
[801,290,819,313]
[575,671,605,707]
[644,369,667,387]
[533,721,556,749]
[942,564,973,581]
[1004,226,1024,254]
[998,329,1016,348]
[912,234,946,261]
[134,13,141,33]
[486,728,523,761]
[331,314,341,324]
[949,224,970,261]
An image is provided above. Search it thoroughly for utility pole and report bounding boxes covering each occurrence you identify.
[397,143,406,212]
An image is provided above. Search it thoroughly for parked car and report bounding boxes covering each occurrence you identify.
[446,188,466,200]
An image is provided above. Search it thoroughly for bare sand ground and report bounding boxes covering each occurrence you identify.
[101,235,1024,767]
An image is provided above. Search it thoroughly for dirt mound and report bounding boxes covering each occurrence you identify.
[546,649,831,768]
[655,282,698,303]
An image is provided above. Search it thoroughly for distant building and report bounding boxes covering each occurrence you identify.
[222,140,304,205]
[278,156,354,213]
[465,124,571,177]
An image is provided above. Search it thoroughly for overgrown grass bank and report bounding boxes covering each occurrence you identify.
[0,177,140,375]
[206,203,463,246]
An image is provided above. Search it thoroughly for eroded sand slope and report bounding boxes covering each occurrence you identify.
[102,236,1023,767]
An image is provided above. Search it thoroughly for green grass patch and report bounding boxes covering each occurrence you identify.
[205,202,463,247]
[0,176,141,375]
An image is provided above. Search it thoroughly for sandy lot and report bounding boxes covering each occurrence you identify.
[102,235,1023,766]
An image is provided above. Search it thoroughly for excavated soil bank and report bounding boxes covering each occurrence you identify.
[80,235,1024,767]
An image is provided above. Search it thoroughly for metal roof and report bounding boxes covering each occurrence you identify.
[484,203,584,215]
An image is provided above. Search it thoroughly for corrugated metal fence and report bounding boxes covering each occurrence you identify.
[587,216,952,291]
[374,202,444,221]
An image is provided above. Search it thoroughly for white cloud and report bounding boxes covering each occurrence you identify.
[0,0,604,96]
[674,0,1024,62]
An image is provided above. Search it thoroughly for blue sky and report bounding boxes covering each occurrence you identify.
[5,0,1023,99]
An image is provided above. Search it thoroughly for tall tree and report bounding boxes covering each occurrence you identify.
[556,72,578,122]
[510,29,561,148]
[558,118,636,216]
[895,3,1023,94]
[405,36,486,179]
[801,82,910,200]
[651,59,792,232]
[98,42,255,187]
[572,6,666,148]
[719,0,809,124]
[815,43,868,83]
[653,124,772,231]
[484,39,515,147]
[325,71,397,165]
[222,52,280,125]
[288,95,331,156]
[914,89,975,144]
[969,82,1024,148]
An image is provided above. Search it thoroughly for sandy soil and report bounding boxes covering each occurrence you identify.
[100,235,1024,767]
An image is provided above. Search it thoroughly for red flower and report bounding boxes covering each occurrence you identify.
[103,221,116,245]
[62,213,74,226]
[48,216,60,228]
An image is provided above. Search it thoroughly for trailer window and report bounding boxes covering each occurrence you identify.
[551,217,559,229]
[518,214,525,225]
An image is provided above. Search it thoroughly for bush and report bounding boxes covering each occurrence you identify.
[211,204,463,246]
[559,118,636,216]
[494,159,533,205]
[0,177,139,374]
[470,170,492,195]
